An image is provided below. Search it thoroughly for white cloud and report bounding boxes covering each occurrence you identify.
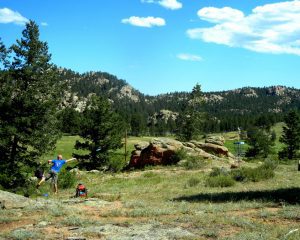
[121,16,166,28]
[159,0,182,10]
[41,22,48,27]
[197,7,244,23]
[0,8,28,25]
[141,0,182,10]
[187,1,300,56]
[177,53,203,61]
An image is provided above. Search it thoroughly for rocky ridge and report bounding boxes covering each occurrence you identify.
[129,136,237,169]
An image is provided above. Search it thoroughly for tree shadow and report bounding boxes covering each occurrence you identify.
[174,187,300,204]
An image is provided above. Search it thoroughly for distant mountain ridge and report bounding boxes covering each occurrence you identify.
[58,68,300,133]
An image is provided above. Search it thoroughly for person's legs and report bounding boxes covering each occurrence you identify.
[36,172,50,188]
[51,172,58,194]
[53,184,58,194]
[37,177,45,187]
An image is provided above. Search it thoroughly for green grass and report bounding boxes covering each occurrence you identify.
[41,135,85,161]
[2,131,300,239]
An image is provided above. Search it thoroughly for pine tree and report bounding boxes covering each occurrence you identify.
[176,83,205,141]
[0,21,63,188]
[279,110,300,160]
[245,127,274,158]
[74,96,125,169]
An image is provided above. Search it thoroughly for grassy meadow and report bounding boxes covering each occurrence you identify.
[1,126,300,239]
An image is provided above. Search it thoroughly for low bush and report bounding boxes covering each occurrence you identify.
[183,155,208,170]
[59,169,77,189]
[209,167,230,177]
[186,177,201,187]
[205,175,235,187]
[170,148,188,163]
[231,160,276,182]
[107,153,128,172]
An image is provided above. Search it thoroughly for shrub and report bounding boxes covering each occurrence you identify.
[183,155,207,170]
[107,153,128,172]
[231,160,276,182]
[186,177,201,187]
[170,148,188,163]
[209,167,230,177]
[59,169,76,189]
[205,175,235,187]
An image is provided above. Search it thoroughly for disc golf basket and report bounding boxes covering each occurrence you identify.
[234,141,245,160]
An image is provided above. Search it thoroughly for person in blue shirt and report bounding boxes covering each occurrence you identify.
[36,154,76,194]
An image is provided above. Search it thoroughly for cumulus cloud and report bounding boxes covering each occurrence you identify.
[187,1,300,56]
[0,8,28,25]
[177,53,203,61]
[141,0,182,10]
[121,16,166,28]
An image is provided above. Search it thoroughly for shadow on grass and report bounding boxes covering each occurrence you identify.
[174,187,300,204]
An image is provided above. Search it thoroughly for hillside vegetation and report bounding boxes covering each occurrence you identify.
[1,134,300,239]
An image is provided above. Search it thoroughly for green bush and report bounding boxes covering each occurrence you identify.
[231,160,276,182]
[209,167,230,177]
[186,177,201,187]
[107,153,128,172]
[205,175,235,187]
[170,148,188,163]
[183,155,207,170]
[15,181,37,197]
[59,169,76,189]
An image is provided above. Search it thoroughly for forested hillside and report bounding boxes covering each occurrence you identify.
[58,68,300,135]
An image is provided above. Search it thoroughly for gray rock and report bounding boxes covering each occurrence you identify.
[0,190,34,209]
[205,136,225,146]
[134,141,149,150]
[77,223,194,240]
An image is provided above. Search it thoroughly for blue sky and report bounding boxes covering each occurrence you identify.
[1,0,300,95]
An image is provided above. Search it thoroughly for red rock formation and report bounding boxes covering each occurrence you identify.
[129,141,178,168]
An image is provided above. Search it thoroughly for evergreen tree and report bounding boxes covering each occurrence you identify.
[130,113,146,136]
[57,107,82,135]
[245,127,274,158]
[279,110,300,160]
[176,83,205,141]
[0,21,63,188]
[74,96,125,169]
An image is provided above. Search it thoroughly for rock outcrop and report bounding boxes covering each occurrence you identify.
[129,137,236,169]
[0,190,34,209]
[129,138,183,168]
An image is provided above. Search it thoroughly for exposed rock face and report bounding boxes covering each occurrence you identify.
[134,141,149,150]
[118,85,139,102]
[198,143,229,156]
[0,190,34,209]
[129,137,235,169]
[129,138,183,168]
[205,136,225,146]
[266,86,286,96]
[203,94,224,102]
[148,109,179,124]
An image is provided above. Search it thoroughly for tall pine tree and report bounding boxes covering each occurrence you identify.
[0,21,63,188]
[279,110,300,160]
[176,83,205,141]
[74,96,125,169]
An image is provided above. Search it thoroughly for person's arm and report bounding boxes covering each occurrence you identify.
[48,159,53,164]
[66,157,76,163]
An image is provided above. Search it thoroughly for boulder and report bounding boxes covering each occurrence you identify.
[205,136,225,146]
[199,143,229,156]
[129,138,183,168]
[0,190,34,209]
[128,138,236,169]
[134,142,149,150]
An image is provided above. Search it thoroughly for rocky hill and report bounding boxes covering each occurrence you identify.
[57,68,300,134]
